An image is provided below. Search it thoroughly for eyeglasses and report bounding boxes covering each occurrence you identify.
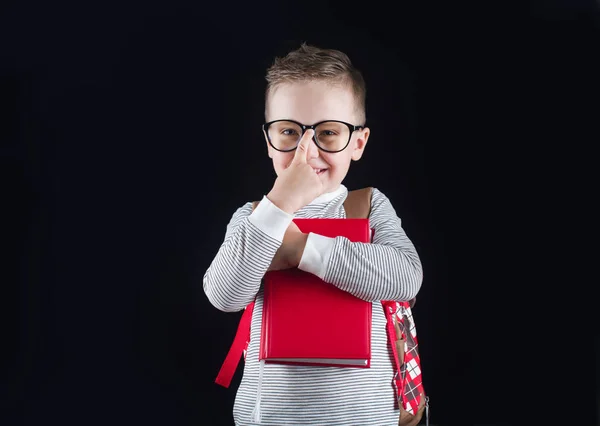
[262,119,365,153]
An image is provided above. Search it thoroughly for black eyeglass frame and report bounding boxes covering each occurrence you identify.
[262,119,365,153]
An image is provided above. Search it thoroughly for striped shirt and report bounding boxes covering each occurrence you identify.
[203,184,423,425]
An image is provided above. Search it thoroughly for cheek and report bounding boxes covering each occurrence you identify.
[273,154,294,171]
[324,155,350,172]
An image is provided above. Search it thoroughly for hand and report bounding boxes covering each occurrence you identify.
[267,221,308,271]
[266,129,325,214]
[397,393,426,426]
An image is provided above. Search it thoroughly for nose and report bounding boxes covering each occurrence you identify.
[306,135,320,159]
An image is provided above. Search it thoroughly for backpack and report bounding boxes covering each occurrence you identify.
[215,187,428,426]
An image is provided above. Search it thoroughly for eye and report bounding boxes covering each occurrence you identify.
[281,128,299,136]
[319,130,337,136]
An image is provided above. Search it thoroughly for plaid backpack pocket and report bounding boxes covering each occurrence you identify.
[386,301,429,426]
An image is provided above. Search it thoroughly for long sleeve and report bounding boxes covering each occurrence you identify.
[300,188,422,302]
[202,196,294,312]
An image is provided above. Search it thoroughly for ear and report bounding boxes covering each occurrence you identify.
[351,127,370,161]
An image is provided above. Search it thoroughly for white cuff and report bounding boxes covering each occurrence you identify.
[298,232,335,280]
[248,196,294,242]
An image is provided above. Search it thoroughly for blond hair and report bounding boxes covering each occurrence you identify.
[265,43,367,124]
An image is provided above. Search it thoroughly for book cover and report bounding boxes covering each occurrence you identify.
[260,218,372,368]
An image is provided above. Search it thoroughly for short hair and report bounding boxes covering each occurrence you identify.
[265,43,367,125]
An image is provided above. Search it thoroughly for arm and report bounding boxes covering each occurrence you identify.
[202,197,294,312]
[298,188,423,302]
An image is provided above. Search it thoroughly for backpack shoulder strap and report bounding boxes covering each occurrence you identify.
[343,187,373,219]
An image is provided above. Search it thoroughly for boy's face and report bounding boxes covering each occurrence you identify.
[265,80,370,195]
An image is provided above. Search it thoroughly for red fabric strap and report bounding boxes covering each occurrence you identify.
[382,301,404,400]
[215,301,255,388]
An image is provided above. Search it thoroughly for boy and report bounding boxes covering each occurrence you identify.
[203,43,423,425]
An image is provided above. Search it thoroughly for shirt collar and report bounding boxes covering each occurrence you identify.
[308,184,347,205]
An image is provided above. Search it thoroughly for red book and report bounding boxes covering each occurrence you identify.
[259,218,372,368]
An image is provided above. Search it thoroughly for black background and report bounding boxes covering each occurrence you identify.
[2,0,598,425]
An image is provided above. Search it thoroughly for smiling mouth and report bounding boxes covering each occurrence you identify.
[313,168,327,175]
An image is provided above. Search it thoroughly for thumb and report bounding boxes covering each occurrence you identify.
[291,129,314,164]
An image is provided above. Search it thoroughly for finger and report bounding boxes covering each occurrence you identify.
[291,129,314,164]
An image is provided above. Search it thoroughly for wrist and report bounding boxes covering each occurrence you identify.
[266,191,297,214]
[294,232,309,266]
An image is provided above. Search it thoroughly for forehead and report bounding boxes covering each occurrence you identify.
[267,80,357,124]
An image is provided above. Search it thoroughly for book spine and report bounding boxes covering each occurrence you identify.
[259,280,269,361]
